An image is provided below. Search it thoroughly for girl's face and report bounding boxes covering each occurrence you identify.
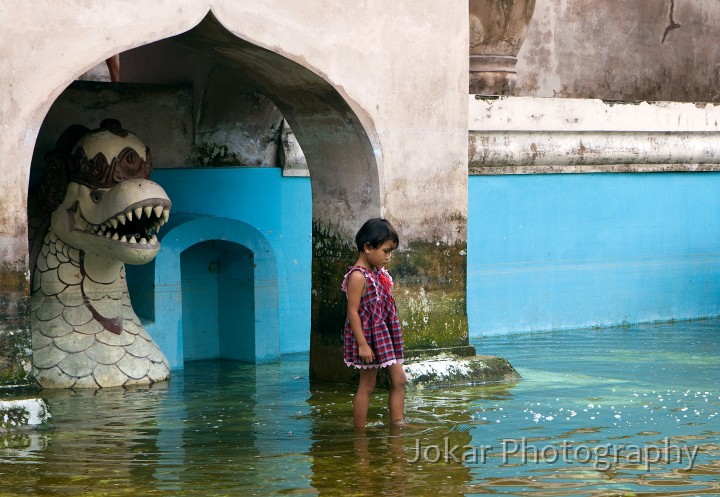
[364,240,396,269]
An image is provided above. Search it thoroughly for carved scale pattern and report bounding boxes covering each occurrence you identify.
[31,229,170,388]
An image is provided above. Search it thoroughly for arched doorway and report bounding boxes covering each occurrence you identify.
[26,10,382,376]
[181,240,255,363]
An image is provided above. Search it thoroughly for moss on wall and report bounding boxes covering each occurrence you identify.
[392,240,469,349]
[309,223,471,383]
[310,222,356,340]
[309,222,357,382]
[193,142,242,167]
[0,264,34,387]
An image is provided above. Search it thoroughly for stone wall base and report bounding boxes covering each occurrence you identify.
[403,354,521,388]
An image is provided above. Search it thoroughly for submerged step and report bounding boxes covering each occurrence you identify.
[403,354,521,388]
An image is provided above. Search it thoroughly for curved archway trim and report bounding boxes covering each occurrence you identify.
[147,214,280,369]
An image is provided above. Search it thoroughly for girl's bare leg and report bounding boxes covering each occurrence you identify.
[353,368,378,428]
[386,363,407,424]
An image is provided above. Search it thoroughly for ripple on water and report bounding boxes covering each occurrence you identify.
[0,321,718,496]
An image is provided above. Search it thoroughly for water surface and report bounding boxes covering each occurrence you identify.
[1,319,718,496]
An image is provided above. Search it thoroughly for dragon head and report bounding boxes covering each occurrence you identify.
[48,119,171,265]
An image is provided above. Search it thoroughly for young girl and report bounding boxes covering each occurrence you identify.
[342,218,407,428]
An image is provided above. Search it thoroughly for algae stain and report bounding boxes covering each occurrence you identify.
[311,222,356,345]
[0,264,34,387]
[193,142,242,167]
[310,223,469,351]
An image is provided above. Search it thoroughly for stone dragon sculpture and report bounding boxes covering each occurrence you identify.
[28,120,171,388]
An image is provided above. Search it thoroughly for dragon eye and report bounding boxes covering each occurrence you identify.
[90,190,104,203]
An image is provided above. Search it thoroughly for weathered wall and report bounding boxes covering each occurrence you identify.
[121,41,286,168]
[0,265,32,386]
[517,0,720,102]
[467,92,720,335]
[31,81,195,176]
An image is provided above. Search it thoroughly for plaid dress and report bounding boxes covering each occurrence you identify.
[342,265,404,369]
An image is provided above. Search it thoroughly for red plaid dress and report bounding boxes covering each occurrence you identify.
[342,265,404,369]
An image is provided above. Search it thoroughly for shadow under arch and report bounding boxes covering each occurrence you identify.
[171,11,382,230]
[145,214,280,370]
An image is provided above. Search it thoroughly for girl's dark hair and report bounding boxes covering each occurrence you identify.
[355,218,399,251]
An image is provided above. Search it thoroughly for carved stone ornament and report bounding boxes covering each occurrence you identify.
[469,0,536,95]
[28,119,172,388]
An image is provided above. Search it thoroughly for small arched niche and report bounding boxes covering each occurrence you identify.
[181,240,255,363]
[128,215,280,369]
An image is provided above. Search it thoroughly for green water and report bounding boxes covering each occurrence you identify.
[1,319,718,496]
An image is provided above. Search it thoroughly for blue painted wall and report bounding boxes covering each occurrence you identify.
[133,168,720,363]
[468,173,720,335]
[130,168,311,367]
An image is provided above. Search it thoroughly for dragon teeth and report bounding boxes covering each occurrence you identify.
[95,204,169,244]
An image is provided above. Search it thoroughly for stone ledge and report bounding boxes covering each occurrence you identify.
[403,354,521,389]
[468,95,720,175]
[468,130,720,175]
[469,162,720,175]
[0,398,52,431]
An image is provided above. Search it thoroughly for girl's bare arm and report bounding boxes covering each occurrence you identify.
[346,270,375,363]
